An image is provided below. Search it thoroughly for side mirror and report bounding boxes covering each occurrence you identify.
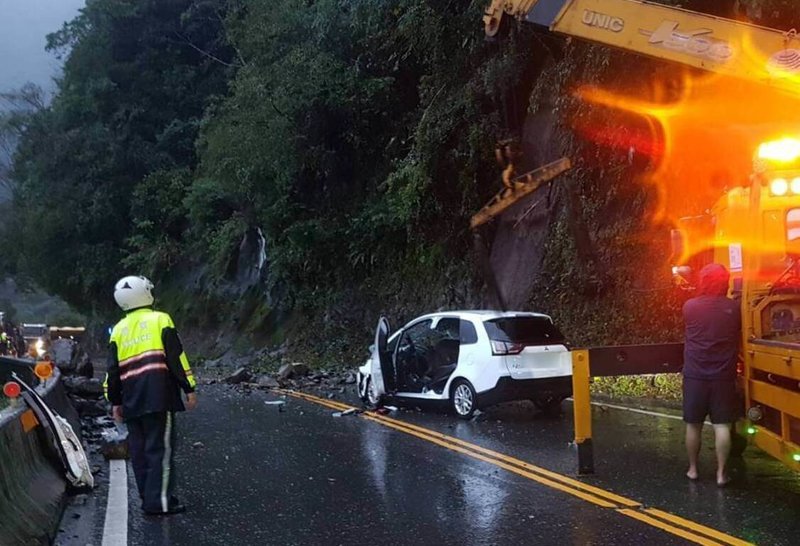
[672,265,694,290]
[670,229,685,264]
[672,265,692,277]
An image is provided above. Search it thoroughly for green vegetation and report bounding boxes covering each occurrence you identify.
[6,0,233,312]
[2,0,798,390]
[4,0,532,350]
[593,374,682,402]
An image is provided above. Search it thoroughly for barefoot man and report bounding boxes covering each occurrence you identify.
[682,263,741,486]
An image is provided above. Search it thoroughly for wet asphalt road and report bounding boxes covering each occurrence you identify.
[114,385,799,546]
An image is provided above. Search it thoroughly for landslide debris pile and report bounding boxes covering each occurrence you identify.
[213,360,357,400]
[52,340,118,453]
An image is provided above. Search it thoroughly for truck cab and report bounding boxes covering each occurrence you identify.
[21,323,50,358]
[672,138,800,470]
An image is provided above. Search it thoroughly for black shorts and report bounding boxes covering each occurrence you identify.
[682,377,739,424]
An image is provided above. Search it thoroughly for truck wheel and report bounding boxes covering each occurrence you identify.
[731,428,748,458]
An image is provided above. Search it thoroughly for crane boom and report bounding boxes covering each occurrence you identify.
[485,0,800,95]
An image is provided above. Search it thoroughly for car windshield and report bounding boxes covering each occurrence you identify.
[484,316,566,346]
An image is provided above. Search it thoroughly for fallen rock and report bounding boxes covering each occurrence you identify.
[277,362,310,381]
[257,375,279,388]
[75,354,94,378]
[51,339,77,371]
[101,437,129,460]
[225,367,251,384]
[63,377,104,398]
[343,372,357,385]
[192,441,205,449]
[72,398,108,418]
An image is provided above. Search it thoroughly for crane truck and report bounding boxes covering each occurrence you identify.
[482,0,800,471]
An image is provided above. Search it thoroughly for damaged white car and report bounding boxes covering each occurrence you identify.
[357,311,572,419]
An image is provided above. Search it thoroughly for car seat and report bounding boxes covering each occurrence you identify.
[424,338,460,393]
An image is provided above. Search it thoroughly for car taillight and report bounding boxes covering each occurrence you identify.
[491,341,524,355]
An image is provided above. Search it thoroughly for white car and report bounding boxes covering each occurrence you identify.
[356,311,572,418]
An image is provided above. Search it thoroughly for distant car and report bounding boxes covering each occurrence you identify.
[357,311,572,418]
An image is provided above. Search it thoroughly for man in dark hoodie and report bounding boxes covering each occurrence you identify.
[682,263,741,486]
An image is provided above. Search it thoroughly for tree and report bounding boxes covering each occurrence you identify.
[8,0,235,312]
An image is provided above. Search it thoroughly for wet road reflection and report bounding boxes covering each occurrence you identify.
[125,386,797,545]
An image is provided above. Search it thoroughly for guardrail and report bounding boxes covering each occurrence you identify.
[0,360,80,544]
[572,343,685,474]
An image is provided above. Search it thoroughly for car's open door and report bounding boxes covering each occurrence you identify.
[370,316,392,396]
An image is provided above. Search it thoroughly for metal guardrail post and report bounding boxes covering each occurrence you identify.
[572,349,594,475]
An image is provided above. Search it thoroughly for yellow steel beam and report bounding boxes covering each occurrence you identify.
[750,425,800,472]
[749,379,800,419]
[551,0,800,96]
[747,347,800,381]
[470,157,571,229]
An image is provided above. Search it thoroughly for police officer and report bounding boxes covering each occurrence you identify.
[104,275,197,515]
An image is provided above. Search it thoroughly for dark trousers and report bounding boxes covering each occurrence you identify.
[127,411,178,513]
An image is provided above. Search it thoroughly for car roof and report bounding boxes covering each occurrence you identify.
[409,310,553,323]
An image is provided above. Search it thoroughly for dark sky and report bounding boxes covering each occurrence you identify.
[0,0,86,96]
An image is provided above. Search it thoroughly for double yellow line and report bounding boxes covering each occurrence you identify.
[275,389,753,546]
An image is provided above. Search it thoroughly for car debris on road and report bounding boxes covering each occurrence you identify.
[332,408,363,417]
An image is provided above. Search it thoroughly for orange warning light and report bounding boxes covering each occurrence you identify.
[3,381,21,398]
[34,361,53,381]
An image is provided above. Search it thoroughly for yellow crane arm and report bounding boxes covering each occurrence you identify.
[485,0,800,94]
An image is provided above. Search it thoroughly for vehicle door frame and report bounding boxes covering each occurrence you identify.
[370,317,392,397]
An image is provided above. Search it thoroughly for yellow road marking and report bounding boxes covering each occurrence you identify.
[274,389,753,546]
[283,390,639,507]
[644,509,754,546]
[619,509,723,546]
[370,404,638,507]
[359,411,618,508]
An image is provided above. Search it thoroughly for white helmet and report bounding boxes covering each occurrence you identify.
[114,276,155,311]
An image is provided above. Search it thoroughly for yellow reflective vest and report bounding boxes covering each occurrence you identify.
[104,308,195,419]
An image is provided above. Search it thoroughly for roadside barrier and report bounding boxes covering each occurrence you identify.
[571,344,684,474]
[0,361,81,545]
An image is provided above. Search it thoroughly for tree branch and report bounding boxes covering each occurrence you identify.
[173,31,241,68]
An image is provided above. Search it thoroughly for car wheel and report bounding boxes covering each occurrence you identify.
[451,379,478,419]
[365,377,383,409]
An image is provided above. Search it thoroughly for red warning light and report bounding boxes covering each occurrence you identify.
[3,381,21,398]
